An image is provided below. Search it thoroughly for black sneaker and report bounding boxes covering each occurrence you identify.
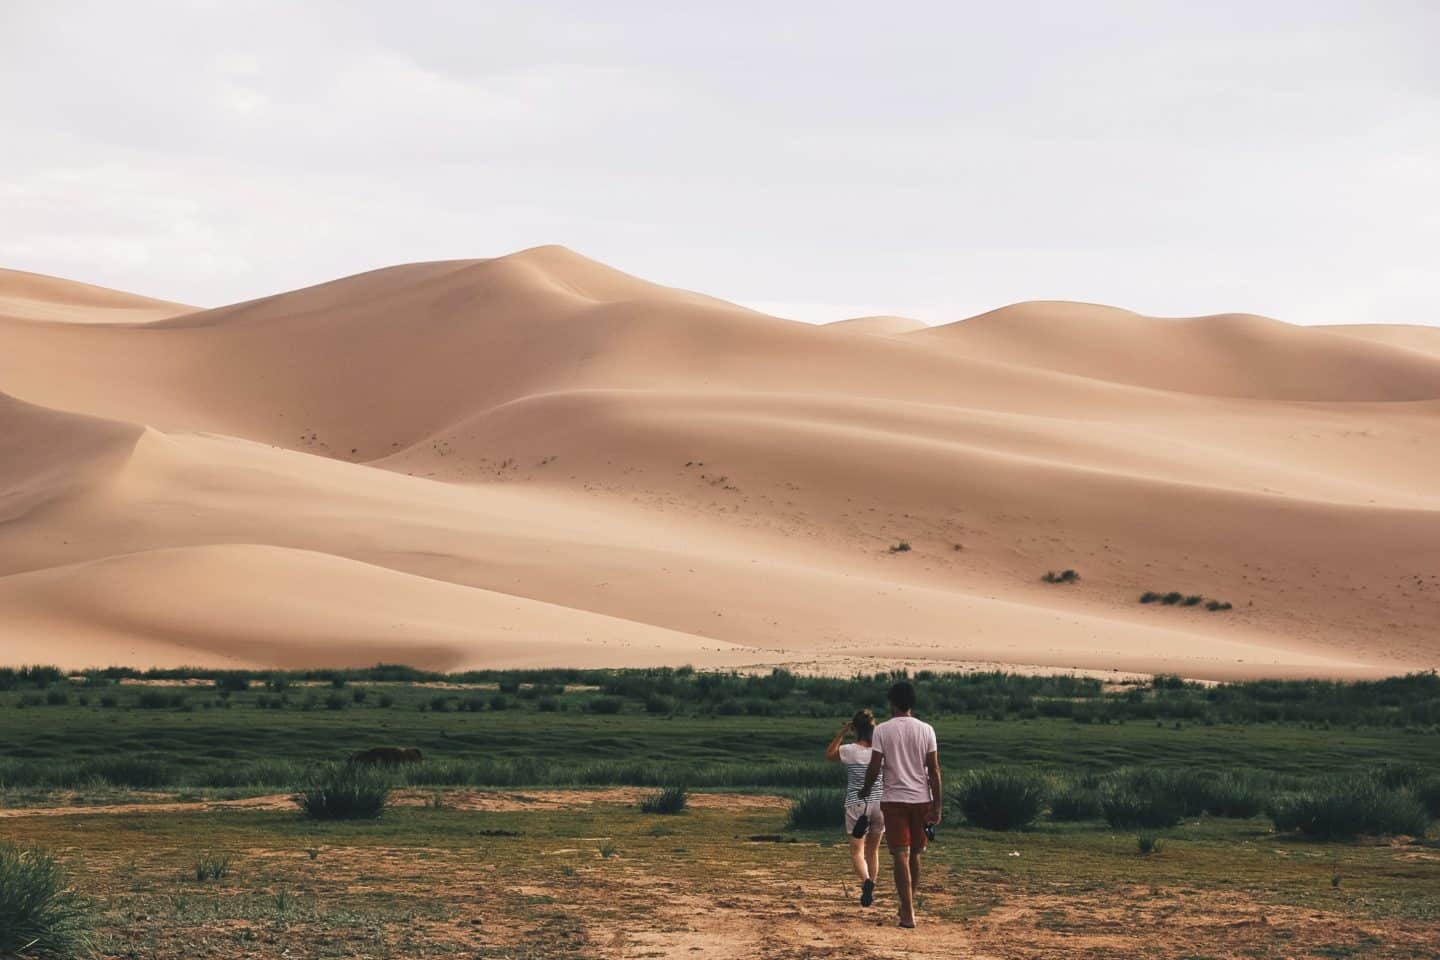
[860,878,875,907]
[851,814,868,839]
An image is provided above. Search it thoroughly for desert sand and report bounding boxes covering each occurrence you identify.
[1,246,1437,678]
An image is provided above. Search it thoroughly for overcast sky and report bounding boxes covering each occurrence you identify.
[3,1,1437,325]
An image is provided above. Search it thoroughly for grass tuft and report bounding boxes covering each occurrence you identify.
[639,785,688,814]
[0,842,96,958]
[296,763,391,820]
[786,789,846,830]
[193,851,232,883]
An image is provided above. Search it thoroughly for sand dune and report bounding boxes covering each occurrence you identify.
[824,315,929,336]
[0,252,1436,677]
[0,267,193,324]
[911,301,1440,400]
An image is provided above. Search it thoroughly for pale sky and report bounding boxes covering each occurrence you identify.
[3,1,1437,325]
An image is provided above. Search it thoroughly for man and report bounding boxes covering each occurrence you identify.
[856,680,940,929]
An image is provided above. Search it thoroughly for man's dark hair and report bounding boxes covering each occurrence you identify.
[887,681,916,711]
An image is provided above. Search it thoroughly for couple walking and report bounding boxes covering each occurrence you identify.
[825,680,940,928]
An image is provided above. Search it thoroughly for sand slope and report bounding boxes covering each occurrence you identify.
[1,253,1437,677]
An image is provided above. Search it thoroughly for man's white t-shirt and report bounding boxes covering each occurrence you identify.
[869,715,938,804]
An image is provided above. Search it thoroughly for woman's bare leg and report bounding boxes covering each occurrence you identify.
[864,829,883,883]
[848,837,870,882]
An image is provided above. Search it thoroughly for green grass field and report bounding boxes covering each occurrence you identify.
[2,670,1438,957]
[3,672,1437,792]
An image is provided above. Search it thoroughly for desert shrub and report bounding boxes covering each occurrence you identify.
[428,695,452,713]
[1414,775,1440,819]
[1270,778,1429,840]
[786,789,846,830]
[99,693,119,709]
[536,696,560,712]
[351,687,368,704]
[296,764,391,820]
[1049,782,1105,821]
[44,689,68,706]
[0,842,95,958]
[1160,592,1183,605]
[1182,595,1203,607]
[330,676,348,689]
[955,768,1046,830]
[639,785,688,814]
[1139,592,1160,604]
[489,695,510,712]
[645,694,676,715]
[1136,833,1162,856]
[587,697,623,715]
[1042,569,1079,584]
[324,693,347,711]
[498,678,521,695]
[193,851,232,882]
[377,693,394,708]
[889,541,911,553]
[1204,600,1233,612]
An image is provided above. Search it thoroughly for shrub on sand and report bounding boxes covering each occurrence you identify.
[0,842,95,958]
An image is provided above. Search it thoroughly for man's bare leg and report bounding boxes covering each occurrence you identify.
[892,848,915,926]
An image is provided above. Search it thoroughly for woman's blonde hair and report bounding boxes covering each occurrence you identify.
[852,708,876,741]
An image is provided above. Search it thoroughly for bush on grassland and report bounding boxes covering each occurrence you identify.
[78,756,172,789]
[0,842,96,958]
[639,785,688,814]
[1049,781,1105,821]
[296,764,391,820]
[1100,768,1189,828]
[1414,775,1440,820]
[956,768,1047,830]
[786,789,846,830]
[1269,778,1429,840]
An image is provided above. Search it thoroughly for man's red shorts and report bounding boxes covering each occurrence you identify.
[881,801,931,852]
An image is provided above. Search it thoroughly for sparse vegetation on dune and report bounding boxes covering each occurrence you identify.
[1139,590,1232,610]
[1042,569,1079,584]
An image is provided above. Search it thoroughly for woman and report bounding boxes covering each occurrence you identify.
[826,708,885,907]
